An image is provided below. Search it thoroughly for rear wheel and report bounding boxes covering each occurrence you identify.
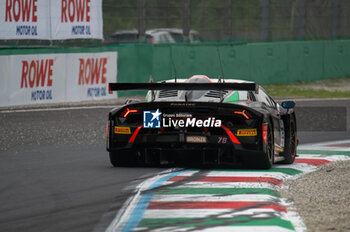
[109,150,134,167]
[281,117,297,164]
[258,122,274,169]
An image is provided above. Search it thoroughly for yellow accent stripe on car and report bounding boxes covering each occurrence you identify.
[115,126,131,134]
[237,129,257,136]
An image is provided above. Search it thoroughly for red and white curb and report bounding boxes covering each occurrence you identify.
[106,141,350,232]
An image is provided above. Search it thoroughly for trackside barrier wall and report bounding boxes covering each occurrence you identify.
[149,40,349,84]
[107,40,349,87]
[0,40,350,105]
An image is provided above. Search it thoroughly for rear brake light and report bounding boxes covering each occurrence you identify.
[121,108,139,118]
[262,124,268,144]
[108,83,113,94]
[234,110,252,119]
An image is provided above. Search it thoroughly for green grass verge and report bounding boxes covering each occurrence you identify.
[263,81,350,98]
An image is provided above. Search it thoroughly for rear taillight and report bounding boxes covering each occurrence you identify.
[234,110,252,120]
[121,108,139,118]
[108,83,113,94]
[262,124,268,144]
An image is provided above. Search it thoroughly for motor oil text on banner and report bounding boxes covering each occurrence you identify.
[50,0,103,39]
[0,0,103,40]
[0,0,49,39]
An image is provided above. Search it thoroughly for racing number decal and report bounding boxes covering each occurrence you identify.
[218,137,227,144]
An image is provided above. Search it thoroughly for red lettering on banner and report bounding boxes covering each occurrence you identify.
[28,60,36,88]
[84,58,91,84]
[91,58,101,84]
[5,0,38,22]
[76,0,85,22]
[68,0,75,22]
[21,60,28,88]
[31,0,38,22]
[78,58,84,84]
[36,59,53,87]
[61,0,67,22]
[86,0,90,21]
[61,0,91,23]
[5,0,12,21]
[47,59,53,86]
[101,58,107,84]
[78,57,108,85]
[36,60,47,87]
[13,0,20,22]
[20,59,54,88]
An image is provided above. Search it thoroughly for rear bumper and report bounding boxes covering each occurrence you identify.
[108,121,265,166]
[109,126,261,149]
[108,141,264,166]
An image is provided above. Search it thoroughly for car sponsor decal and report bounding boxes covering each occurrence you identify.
[143,109,161,128]
[237,128,257,136]
[114,126,131,134]
[186,135,207,143]
[106,145,350,232]
[143,109,222,128]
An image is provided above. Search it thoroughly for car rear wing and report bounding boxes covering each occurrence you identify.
[109,82,259,94]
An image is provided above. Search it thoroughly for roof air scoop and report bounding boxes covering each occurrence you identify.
[181,75,212,101]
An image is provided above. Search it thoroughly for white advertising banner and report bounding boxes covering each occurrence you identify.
[0,0,50,39]
[0,56,10,107]
[50,0,103,40]
[0,51,117,107]
[7,53,66,106]
[0,0,103,40]
[65,52,117,101]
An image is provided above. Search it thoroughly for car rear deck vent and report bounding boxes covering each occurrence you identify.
[204,90,229,98]
[158,90,178,98]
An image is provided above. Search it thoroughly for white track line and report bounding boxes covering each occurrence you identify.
[298,139,350,148]
[135,226,294,232]
[296,154,350,161]
[160,181,279,189]
[198,226,294,232]
[143,208,285,219]
[151,194,281,203]
[299,147,350,152]
[176,171,290,179]
[273,163,318,173]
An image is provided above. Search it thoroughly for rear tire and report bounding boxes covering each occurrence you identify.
[109,150,134,167]
[281,116,297,164]
[258,121,274,169]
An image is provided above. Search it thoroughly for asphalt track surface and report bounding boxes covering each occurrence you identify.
[1,99,350,232]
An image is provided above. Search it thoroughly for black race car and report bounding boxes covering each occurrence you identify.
[107,75,297,169]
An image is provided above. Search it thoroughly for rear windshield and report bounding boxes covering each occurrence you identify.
[111,33,137,43]
[111,34,152,43]
[169,32,184,42]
